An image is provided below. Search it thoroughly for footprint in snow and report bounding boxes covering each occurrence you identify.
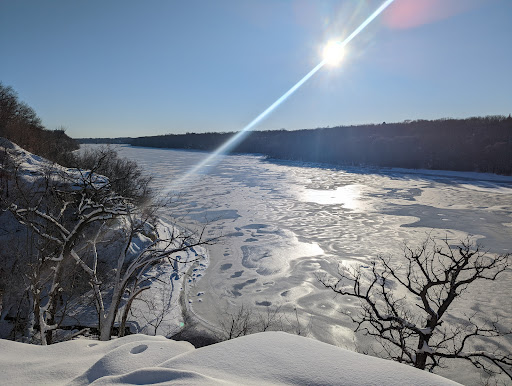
[130,344,148,354]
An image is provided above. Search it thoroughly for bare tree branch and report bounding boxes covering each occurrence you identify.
[319,236,512,381]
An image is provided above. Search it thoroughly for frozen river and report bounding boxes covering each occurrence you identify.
[112,145,511,384]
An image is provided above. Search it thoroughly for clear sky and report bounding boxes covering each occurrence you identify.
[1,0,510,138]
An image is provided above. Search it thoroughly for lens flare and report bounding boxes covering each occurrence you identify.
[167,62,325,191]
[166,0,395,193]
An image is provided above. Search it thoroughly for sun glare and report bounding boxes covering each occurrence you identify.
[169,0,395,192]
[323,41,345,66]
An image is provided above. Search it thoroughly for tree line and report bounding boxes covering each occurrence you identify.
[0,82,78,164]
[124,116,512,175]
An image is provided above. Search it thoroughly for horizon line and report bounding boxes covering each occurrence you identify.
[73,113,512,139]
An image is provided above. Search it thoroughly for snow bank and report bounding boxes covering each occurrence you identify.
[0,137,108,188]
[0,332,460,385]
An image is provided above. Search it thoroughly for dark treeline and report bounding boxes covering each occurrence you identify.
[129,116,512,175]
[0,82,79,163]
[79,137,133,144]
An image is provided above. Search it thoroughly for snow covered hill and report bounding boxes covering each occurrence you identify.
[0,332,460,385]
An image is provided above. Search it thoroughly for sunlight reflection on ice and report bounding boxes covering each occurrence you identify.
[302,184,365,210]
[240,229,324,276]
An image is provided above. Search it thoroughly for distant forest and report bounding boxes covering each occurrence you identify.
[0,82,78,163]
[82,116,512,175]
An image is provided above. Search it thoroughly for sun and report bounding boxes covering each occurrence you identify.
[323,41,345,66]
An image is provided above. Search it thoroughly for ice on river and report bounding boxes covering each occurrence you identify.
[100,145,511,385]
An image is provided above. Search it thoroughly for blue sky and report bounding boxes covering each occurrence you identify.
[1,0,510,138]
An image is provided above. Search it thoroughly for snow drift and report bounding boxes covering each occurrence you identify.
[0,332,460,385]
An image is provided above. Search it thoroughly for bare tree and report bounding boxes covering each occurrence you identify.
[6,145,217,343]
[285,306,313,337]
[217,304,252,340]
[8,162,129,344]
[89,212,215,341]
[217,304,312,341]
[125,274,179,337]
[68,146,152,205]
[319,237,512,381]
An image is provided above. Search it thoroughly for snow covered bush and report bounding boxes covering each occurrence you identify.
[67,145,152,205]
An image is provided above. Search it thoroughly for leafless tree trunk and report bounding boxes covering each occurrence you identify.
[7,147,218,342]
[319,236,512,381]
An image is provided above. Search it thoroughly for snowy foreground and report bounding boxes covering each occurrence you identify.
[0,332,459,385]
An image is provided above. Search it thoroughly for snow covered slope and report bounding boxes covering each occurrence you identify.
[0,332,460,385]
[0,137,107,188]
